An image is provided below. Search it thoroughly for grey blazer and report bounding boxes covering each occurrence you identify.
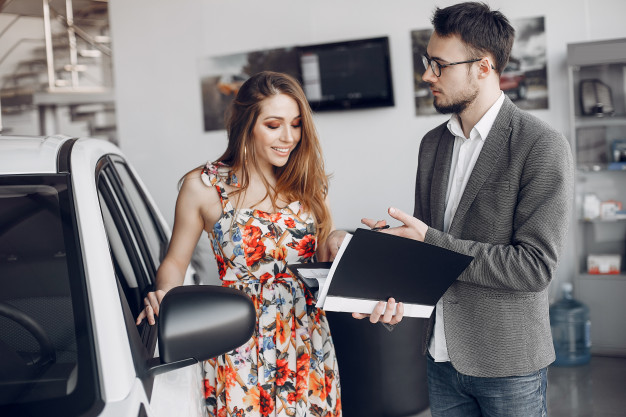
[415,96,574,378]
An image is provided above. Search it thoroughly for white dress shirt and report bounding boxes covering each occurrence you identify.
[429,92,505,362]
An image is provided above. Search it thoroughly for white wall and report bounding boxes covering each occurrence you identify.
[109,0,626,290]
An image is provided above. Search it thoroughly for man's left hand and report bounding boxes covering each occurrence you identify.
[384,207,428,242]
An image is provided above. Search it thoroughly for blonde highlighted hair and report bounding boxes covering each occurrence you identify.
[215,71,332,244]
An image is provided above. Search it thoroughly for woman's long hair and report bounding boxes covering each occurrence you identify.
[215,71,332,244]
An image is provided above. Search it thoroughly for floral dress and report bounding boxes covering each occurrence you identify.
[201,163,342,417]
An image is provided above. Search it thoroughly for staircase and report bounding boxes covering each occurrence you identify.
[0,0,117,143]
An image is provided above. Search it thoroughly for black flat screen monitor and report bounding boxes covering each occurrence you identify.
[298,36,394,111]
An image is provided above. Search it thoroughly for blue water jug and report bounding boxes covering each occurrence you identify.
[549,283,591,366]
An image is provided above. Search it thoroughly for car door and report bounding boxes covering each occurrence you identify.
[95,155,205,417]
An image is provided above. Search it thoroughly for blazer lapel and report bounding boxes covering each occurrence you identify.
[430,128,454,230]
[448,97,515,236]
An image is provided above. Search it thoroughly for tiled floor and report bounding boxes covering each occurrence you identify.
[411,356,626,417]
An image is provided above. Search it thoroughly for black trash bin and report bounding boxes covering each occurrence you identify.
[326,312,429,417]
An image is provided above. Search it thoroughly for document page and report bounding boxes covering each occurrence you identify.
[316,232,352,308]
[296,268,329,292]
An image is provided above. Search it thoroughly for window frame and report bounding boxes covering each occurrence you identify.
[95,155,169,396]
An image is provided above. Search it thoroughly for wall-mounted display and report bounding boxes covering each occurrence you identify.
[298,37,394,111]
[198,36,395,131]
[411,16,548,116]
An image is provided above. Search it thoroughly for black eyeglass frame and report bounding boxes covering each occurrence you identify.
[422,54,490,77]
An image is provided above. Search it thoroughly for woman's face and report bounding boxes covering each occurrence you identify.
[251,93,302,172]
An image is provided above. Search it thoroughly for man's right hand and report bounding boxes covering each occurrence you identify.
[136,289,166,326]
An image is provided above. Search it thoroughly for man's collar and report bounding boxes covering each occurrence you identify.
[446,92,505,141]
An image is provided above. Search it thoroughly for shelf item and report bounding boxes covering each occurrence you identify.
[587,254,622,275]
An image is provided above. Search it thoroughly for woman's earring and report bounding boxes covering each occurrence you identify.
[243,145,248,161]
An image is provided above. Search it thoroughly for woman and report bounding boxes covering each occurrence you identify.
[137,71,343,417]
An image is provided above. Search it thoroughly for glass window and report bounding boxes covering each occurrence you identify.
[0,175,100,416]
[97,166,157,354]
[113,161,166,270]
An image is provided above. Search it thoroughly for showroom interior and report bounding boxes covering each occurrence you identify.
[1,0,625,416]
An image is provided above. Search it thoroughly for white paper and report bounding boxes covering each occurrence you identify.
[296,268,329,290]
[316,232,352,308]
[322,296,435,318]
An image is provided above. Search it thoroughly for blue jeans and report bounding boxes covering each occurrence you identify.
[426,354,547,417]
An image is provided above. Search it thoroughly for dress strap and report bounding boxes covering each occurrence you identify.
[200,162,236,214]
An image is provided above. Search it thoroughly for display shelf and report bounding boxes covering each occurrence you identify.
[578,218,626,223]
[575,116,626,128]
[578,273,626,282]
[567,38,626,357]
[577,164,626,172]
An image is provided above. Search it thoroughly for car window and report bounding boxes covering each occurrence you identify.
[112,160,167,270]
[96,160,158,356]
[0,175,100,416]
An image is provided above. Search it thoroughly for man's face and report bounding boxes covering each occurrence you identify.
[423,32,480,115]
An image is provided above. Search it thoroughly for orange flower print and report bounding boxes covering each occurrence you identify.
[270,245,287,261]
[309,371,327,401]
[215,253,227,279]
[275,357,294,386]
[204,379,215,399]
[287,391,297,403]
[276,318,289,345]
[334,397,342,416]
[242,225,266,266]
[260,272,273,284]
[243,386,261,413]
[217,407,227,417]
[296,353,310,400]
[243,385,275,416]
[325,372,334,399]
[295,234,316,258]
[259,385,275,416]
[218,365,238,389]
[284,217,296,228]
[257,211,282,223]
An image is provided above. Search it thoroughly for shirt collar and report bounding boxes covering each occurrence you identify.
[446,92,505,141]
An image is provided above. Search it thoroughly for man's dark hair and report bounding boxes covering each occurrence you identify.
[432,2,515,74]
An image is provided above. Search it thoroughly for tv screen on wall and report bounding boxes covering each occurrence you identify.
[298,36,395,111]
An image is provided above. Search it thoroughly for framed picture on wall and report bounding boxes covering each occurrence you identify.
[410,16,548,116]
[198,47,300,132]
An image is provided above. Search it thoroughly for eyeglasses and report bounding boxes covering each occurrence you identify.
[422,54,482,78]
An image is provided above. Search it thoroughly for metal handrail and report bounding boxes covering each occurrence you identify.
[0,14,20,40]
[50,6,112,57]
[0,0,111,92]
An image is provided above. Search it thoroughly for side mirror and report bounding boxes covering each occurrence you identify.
[146,285,255,376]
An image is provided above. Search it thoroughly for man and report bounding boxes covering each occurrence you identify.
[356,2,573,416]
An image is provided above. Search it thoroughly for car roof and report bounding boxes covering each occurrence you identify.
[0,134,72,174]
[0,135,123,175]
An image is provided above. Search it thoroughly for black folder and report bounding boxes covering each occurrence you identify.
[291,228,474,317]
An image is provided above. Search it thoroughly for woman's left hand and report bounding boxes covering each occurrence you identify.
[320,230,348,261]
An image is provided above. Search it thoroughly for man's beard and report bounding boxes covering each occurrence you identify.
[432,84,479,115]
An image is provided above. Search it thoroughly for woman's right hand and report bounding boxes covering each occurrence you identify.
[136,289,166,326]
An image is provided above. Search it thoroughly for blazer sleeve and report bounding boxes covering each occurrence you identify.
[424,124,574,293]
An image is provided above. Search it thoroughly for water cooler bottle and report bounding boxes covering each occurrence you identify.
[549,283,591,366]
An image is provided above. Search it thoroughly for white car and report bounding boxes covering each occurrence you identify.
[0,135,255,416]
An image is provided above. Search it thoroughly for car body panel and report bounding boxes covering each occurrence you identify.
[0,135,224,416]
[69,139,137,401]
